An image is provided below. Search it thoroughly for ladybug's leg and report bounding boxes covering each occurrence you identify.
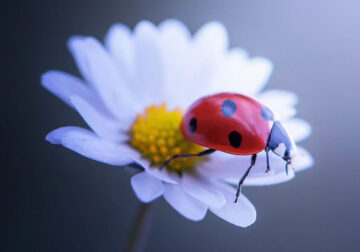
[285,159,294,175]
[265,145,271,173]
[159,149,216,170]
[234,154,257,203]
[285,161,289,175]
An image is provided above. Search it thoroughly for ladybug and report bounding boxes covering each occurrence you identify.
[161,92,296,203]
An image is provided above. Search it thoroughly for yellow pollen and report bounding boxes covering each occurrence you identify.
[129,104,204,172]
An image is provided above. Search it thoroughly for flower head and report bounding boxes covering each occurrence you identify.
[43,20,313,227]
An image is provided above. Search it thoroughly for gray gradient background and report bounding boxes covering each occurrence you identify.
[5,0,360,251]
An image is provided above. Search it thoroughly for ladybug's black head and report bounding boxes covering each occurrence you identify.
[268,121,296,162]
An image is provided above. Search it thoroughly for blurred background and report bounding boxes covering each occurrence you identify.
[4,0,360,251]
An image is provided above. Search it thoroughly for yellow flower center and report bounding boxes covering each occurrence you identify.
[130,105,204,172]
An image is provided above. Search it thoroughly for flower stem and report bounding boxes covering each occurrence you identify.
[127,203,153,252]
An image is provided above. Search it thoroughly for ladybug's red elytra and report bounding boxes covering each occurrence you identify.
[161,92,296,203]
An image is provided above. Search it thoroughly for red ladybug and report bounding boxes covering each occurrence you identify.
[161,92,296,203]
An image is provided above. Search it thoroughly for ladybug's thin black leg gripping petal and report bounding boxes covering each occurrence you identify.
[159,149,216,170]
[285,159,294,176]
[234,154,257,203]
[265,145,271,173]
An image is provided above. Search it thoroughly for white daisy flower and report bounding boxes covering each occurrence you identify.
[42,20,313,227]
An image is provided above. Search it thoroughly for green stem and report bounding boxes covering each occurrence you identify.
[127,203,153,252]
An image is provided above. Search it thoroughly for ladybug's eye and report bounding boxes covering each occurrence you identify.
[189,118,197,133]
[228,131,242,148]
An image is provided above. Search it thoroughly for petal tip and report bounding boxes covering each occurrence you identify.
[105,23,131,46]
[41,70,60,89]
[45,130,60,144]
[134,20,157,35]
[130,172,165,203]
[195,20,229,43]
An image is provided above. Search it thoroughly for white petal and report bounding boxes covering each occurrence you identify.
[235,146,313,179]
[241,146,313,186]
[131,172,164,203]
[194,21,228,54]
[180,22,230,104]
[158,19,193,109]
[257,89,298,120]
[292,146,314,172]
[209,49,273,96]
[282,118,312,143]
[258,89,298,106]
[133,159,179,184]
[241,57,273,95]
[68,36,139,119]
[159,19,191,39]
[70,96,129,142]
[199,146,313,181]
[163,183,208,221]
[147,167,180,184]
[42,70,97,109]
[104,23,134,77]
[207,48,248,92]
[181,173,226,209]
[131,21,164,107]
[46,126,140,166]
[198,151,270,179]
[209,183,256,227]
[242,169,295,186]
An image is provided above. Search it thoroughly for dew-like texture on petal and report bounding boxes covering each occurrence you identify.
[282,118,312,143]
[68,36,138,120]
[42,70,97,109]
[209,183,256,227]
[131,21,165,108]
[104,23,134,79]
[131,172,164,203]
[46,126,140,166]
[180,173,226,209]
[163,183,208,221]
[257,89,298,120]
[198,146,313,186]
[70,96,129,142]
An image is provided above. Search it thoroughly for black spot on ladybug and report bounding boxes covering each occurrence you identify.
[221,99,237,117]
[261,106,274,121]
[228,131,242,148]
[189,118,197,133]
